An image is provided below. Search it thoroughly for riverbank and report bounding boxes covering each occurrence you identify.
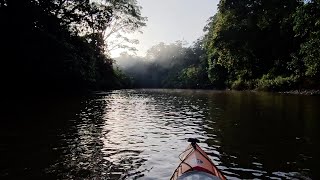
[225,88,320,96]
[279,89,320,95]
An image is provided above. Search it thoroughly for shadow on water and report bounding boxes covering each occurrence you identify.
[1,96,85,179]
[1,95,145,179]
[1,90,319,179]
[201,91,320,179]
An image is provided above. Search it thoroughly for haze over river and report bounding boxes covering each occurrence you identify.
[1,89,319,179]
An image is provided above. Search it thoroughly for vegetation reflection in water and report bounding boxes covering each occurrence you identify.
[1,89,319,179]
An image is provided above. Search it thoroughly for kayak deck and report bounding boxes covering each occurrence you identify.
[170,139,226,180]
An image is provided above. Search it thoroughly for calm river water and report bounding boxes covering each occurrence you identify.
[1,89,320,179]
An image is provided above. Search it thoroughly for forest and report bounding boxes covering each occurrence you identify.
[1,0,319,93]
[117,0,320,91]
[0,0,145,94]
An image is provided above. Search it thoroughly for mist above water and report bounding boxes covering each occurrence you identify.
[115,41,188,69]
[114,39,208,88]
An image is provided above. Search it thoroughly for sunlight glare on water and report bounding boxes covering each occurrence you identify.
[100,90,218,179]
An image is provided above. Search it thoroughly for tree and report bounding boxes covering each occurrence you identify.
[204,0,302,89]
[0,0,146,93]
[293,0,320,80]
[102,0,147,56]
[116,39,212,89]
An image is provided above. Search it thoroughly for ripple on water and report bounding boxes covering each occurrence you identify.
[3,89,316,179]
[95,90,220,179]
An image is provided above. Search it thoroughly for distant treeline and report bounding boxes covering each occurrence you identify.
[117,0,320,91]
[0,0,145,93]
[116,40,211,89]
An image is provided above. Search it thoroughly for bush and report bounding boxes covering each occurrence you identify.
[255,74,298,91]
[230,78,256,90]
[231,78,246,90]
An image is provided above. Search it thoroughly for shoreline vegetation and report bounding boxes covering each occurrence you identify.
[116,0,320,93]
[279,89,320,96]
[1,0,145,94]
[1,1,319,94]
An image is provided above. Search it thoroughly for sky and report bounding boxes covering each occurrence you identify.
[110,0,219,58]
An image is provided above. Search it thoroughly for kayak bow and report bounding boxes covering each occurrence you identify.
[170,138,226,180]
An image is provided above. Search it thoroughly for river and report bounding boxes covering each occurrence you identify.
[1,89,319,179]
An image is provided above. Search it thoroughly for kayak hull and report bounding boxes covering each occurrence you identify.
[170,143,226,180]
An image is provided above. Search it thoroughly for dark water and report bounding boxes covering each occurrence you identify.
[1,89,320,179]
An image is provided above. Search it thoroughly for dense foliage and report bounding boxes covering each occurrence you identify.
[117,0,319,91]
[0,0,145,93]
[2,0,319,91]
[204,0,320,90]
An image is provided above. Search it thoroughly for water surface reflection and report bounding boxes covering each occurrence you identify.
[1,89,319,179]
